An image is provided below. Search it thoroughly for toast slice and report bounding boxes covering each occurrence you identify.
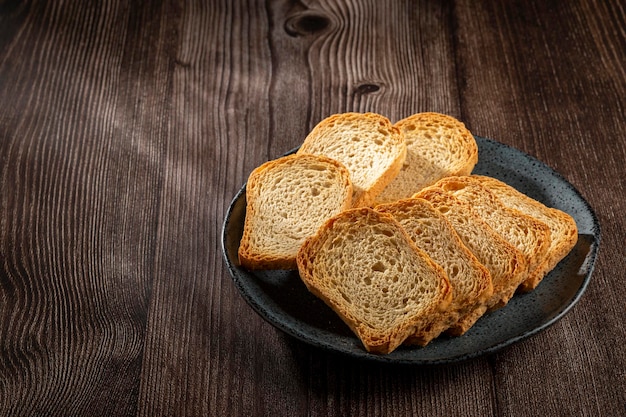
[297,112,406,207]
[238,153,353,270]
[376,198,493,341]
[472,175,579,291]
[296,207,452,354]
[374,112,478,205]
[434,176,552,289]
[415,187,527,310]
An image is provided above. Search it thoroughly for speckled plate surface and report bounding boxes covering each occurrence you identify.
[221,136,601,365]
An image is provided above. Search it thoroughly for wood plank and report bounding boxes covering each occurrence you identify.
[136,1,274,415]
[135,1,496,416]
[0,0,623,416]
[300,0,464,126]
[454,0,626,415]
[0,1,176,415]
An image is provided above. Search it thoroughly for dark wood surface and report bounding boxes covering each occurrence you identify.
[1,0,624,415]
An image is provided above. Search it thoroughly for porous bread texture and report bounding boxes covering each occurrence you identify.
[236,111,580,354]
[472,175,579,291]
[376,198,493,342]
[297,112,407,207]
[374,112,478,205]
[433,176,552,289]
[296,207,452,354]
[415,187,527,310]
[238,153,353,270]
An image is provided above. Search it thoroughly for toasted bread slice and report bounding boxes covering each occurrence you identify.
[238,153,352,270]
[415,187,527,310]
[296,208,452,354]
[376,198,493,341]
[472,175,579,291]
[297,112,406,207]
[374,112,478,205]
[434,176,552,289]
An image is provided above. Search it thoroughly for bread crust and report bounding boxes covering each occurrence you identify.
[471,175,579,291]
[433,176,553,290]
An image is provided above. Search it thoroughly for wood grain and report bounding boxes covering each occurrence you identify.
[0,0,175,415]
[136,1,274,415]
[0,0,624,416]
[455,2,626,416]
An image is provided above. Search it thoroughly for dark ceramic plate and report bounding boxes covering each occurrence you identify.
[221,136,601,365]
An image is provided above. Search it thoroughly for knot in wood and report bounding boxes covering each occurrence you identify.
[355,83,381,95]
[284,12,331,37]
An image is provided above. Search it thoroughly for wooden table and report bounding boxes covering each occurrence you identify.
[1,1,624,415]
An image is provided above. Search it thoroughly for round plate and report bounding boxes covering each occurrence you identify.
[221,136,601,365]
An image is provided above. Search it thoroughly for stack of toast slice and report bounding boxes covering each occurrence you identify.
[297,207,452,354]
[238,111,578,354]
[375,197,493,343]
